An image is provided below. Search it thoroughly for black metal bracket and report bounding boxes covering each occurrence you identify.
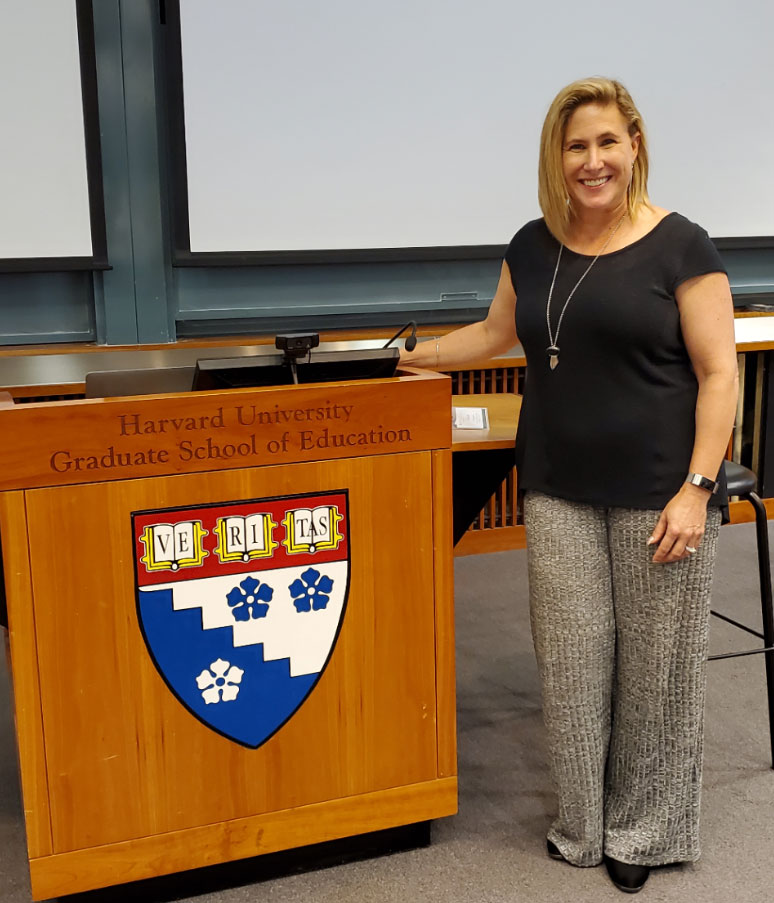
[710,486,774,768]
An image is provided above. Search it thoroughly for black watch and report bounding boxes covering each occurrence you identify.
[685,472,719,494]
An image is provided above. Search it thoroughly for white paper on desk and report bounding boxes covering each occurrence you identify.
[452,407,489,429]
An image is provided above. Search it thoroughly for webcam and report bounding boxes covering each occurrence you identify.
[275,333,320,360]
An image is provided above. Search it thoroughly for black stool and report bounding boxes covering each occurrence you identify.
[710,461,774,768]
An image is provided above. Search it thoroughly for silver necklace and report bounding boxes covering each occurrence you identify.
[545,213,626,370]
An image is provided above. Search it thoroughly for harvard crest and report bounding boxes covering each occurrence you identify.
[132,491,349,748]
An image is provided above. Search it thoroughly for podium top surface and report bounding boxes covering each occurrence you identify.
[0,369,451,492]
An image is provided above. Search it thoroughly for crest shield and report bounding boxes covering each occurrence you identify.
[133,491,349,748]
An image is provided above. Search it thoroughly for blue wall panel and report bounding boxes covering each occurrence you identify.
[172,258,500,336]
[0,273,95,344]
[0,2,771,349]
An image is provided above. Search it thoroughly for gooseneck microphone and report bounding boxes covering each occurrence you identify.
[383,321,418,352]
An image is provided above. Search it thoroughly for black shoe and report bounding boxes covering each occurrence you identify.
[604,855,650,893]
[546,839,564,861]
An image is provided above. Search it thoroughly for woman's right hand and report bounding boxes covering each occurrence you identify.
[399,261,518,370]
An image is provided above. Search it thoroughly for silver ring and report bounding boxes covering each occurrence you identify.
[686,546,697,554]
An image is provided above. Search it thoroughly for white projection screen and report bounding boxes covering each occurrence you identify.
[0,0,95,262]
[176,0,774,256]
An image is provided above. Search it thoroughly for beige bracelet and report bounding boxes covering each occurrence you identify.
[435,338,440,368]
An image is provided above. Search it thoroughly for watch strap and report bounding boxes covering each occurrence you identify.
[686,472,719,494]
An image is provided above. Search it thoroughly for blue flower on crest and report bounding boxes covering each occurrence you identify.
[226,575,273,621]
[290,568,334,612]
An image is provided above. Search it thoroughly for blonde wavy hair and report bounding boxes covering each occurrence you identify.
[538,77,651,243]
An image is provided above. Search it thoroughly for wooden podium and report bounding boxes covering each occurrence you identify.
[0,368,456,900]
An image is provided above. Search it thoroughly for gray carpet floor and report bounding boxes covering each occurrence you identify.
[2,522,773,902]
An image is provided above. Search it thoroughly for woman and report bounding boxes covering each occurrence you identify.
[401,77,738,894]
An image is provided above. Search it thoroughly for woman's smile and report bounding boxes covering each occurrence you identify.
[581,176,611,188]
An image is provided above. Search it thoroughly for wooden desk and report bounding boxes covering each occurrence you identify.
[451,394,520,545]
[452,394,520,451]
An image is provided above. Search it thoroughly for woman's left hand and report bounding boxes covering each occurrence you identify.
[648,483,710,563]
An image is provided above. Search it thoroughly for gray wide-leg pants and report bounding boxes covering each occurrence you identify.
[523,491,721,867]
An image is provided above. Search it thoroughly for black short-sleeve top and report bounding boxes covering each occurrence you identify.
[505,212,729,511]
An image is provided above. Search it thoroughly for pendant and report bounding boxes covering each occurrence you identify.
[547,345,559,370]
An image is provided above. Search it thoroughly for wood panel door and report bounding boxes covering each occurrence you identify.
[24,452,440,853]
